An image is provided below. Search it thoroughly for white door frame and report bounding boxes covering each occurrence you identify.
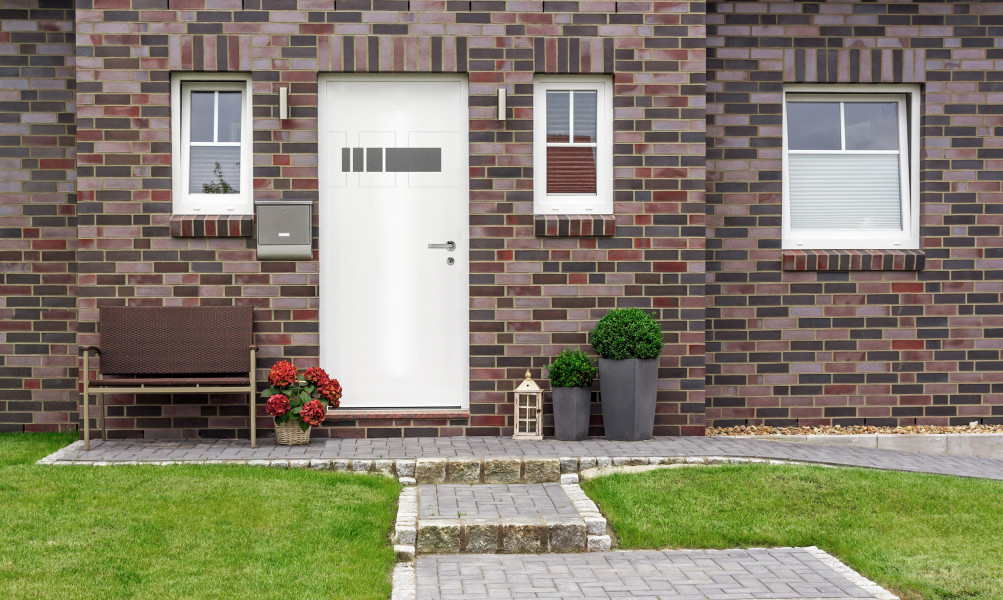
[317,73,469,410]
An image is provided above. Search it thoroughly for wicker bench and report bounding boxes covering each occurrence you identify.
[81,306,257,450]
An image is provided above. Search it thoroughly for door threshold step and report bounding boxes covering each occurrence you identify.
[396,483,610,556]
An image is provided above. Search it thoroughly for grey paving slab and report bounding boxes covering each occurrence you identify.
[419,484,578,520]
[413,548,895,599]
[45,436,1003,480]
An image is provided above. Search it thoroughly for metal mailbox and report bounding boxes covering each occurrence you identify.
[256,200,312,260]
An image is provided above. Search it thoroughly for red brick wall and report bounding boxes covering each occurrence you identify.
[68,1,705,440]
[706,0,1003,428]
[0,2,77,433]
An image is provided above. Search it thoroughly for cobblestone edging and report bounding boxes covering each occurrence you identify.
[394,487,418,562]
[39,452,828,483]
[561,483,611,552]
[390,562,416,600]
[805,546,899,600]
[35,440,84,465]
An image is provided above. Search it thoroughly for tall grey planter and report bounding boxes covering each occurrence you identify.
[552,387,591,441]
[598,358,657,441]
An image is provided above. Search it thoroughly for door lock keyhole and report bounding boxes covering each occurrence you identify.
[446,257,455,265]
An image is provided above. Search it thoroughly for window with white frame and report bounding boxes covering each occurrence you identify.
[782,86,920,249]
[533,77,613,214]
[171,75,252,215]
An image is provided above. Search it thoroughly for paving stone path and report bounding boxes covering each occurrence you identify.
[412,548,896,600]
[46,436,1003,480]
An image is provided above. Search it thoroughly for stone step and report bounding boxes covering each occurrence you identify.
[394,483,610,557]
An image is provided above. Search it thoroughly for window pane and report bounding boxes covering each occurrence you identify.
[217,92,242,143]
[786,102,841,150]
[190,92,214,143]
[547,146,596,194]
[789,153,901,230]
[845,102,899,150]
[572,91,597,143]
[546,91,570,143]
[189,146,241,194]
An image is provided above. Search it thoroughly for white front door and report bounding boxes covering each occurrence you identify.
[318,75,469,410]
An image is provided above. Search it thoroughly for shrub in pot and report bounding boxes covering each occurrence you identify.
[547,349,596,441]
[589,308,664,440]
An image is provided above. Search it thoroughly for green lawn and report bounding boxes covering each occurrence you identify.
[0,433,400,600]
[582,464,1003,600]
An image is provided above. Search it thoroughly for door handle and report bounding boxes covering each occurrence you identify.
[427,241,456,251]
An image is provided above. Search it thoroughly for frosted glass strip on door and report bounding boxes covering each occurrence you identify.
[788,153,901,230]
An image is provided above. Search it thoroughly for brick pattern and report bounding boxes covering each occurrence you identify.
[782,250,926,272]
[65,1,705,440]
[707,0,1003,429]
[533,214,616,237]
[169,215,253,238]
[0,3,77,433]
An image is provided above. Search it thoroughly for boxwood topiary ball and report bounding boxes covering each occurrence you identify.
[589,308,664,360]
[547,348,597,388]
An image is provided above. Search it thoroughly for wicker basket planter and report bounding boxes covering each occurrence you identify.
[274,420,311,445]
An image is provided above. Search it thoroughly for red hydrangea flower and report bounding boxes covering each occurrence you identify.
[268,360,298,387]
[318,378,343,405]
[303,367,329,385]
[299,399,326,427]
[265,394,291,417]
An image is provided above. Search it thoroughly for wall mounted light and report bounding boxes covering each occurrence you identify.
[279,86,289,120]
[497,88,506,122]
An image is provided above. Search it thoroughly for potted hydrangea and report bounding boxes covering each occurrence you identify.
[589,308,664,441]
[262,360,343,445]
[547,348,596,441]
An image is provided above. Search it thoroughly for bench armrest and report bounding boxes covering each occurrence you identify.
[249,344,258,351]
[80,345,101,356]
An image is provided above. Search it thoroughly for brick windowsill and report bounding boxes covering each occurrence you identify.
[535,214,615,237]
[329,410,470,421]
[170,215,254,238]
[783,250,925,271]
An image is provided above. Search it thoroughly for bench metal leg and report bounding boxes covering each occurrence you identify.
[100,393,106,442]
[82,351,90,451]
[249,347,257,448]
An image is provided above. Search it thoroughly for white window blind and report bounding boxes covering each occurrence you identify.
[788,154,901,229]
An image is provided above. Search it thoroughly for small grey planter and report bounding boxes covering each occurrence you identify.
[552,387,591,441]
[598,358,657,441]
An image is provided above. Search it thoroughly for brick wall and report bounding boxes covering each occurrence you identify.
[70,1,706,440]
[706,0,1003,428]
[0,2,77,433]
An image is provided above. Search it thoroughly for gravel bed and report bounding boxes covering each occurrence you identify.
[708,423,1003,436]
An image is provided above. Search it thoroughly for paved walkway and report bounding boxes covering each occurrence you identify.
[411,548,895,599]
[45,436,1003,480]
[45,436,999,600]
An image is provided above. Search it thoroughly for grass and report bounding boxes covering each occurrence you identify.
[582,464,1003,600]
[0,433,401,600]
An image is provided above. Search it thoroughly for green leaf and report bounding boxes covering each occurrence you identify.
[299,421,310,432]
[292,406,301,415]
